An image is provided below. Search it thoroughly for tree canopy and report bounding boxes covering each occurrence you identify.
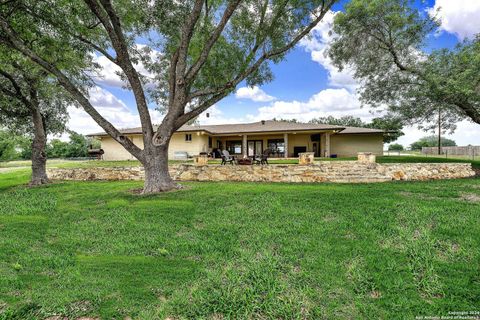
[388,143,404,151]
[410,136,456,150]
[0,48,69,137]
[328,0,480,128]
[0,0,338,193]
[309,115,365,127]
[0,45,72,184]
[309,115,404,143]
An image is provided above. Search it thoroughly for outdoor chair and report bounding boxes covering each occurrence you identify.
[221,150,236,165]
[253,149,270,165]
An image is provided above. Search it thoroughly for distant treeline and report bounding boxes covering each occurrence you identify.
[0,130,100,161]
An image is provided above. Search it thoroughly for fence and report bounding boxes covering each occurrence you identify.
[422,146,479,160]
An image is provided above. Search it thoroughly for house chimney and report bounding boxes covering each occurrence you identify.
[261,120,265,125]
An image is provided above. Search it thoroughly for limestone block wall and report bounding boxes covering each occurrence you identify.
[47,162,476,183]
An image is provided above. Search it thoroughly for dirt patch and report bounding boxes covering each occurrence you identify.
[460,193,480,203]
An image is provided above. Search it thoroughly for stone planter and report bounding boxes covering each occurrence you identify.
[358,152,376,163]
[298,152,315,165]
[193,155,208,166]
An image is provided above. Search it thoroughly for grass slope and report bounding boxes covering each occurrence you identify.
[0,171,479,319]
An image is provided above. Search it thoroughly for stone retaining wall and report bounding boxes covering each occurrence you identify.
[47,162,476,183]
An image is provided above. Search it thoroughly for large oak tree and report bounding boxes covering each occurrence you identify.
[0,0,337,193]
[0,48,70,185]
[328,0,480,129]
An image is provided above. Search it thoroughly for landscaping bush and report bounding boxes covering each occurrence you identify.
[388,143,404,151]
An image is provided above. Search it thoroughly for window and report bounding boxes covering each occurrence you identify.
[185,134,192,142]
[208,136,212,148]
[226,140,242,154]
[268,139,285,157]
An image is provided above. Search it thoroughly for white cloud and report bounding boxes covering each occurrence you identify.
[66,87,163,135]
[87,86,130,112]
[92,44,161,88]
[92,56,125,88]
[428,0,480,40]
[235,86,276,102]
[393,121,480,149]
[246,88,375,123]
[300,11,357,90]
[197,105,245,125]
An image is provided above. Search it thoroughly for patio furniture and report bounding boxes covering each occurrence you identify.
[212,148,222,159]
[253,149,270,165]
[87,148,104,160]
[221,150,236,165]
[174,151,189,160]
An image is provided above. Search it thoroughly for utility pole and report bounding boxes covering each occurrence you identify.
[437,107,442,155]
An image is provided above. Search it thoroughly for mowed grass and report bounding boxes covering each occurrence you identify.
[0,170,479,319]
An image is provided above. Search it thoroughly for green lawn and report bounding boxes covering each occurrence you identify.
[0,169,479,319]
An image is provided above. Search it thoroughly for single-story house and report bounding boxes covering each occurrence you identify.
[88,120,385,160]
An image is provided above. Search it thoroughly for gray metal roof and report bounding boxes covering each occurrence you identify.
[88,120,384,136]
[337,126,385,134]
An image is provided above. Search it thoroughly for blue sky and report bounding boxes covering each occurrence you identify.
[68,0,480,147]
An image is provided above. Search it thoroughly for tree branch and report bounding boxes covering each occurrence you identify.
[175,90,231,128]
[20,4,118,64]
[185,0,242,83]
[84,0,154,140]
[188,1,334,102]
[0,68,32,108]
[0,19,145,160]
[175,0,204,80]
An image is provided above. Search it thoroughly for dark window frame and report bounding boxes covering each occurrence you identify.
[185,134,192,142]
[226,140,243,155]
[267,139,285,157]
[247,140,263,156]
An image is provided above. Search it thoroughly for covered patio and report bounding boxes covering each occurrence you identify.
[211,130,338,158]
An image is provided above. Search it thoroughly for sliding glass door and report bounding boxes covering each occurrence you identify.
[247,140,263,156]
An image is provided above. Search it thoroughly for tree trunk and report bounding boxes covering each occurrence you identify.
[142,144,179,194]
[30,107,48,186]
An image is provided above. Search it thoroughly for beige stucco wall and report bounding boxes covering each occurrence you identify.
[100,132,209,160]
[287,134,315,156]
[99,132,384,160]
[168,132,209,158]
[100,135,144,161]
[330,134,384,157]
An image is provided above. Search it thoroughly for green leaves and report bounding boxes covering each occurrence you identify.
[410,136,456,150]
[309,115,405,143]
[328,0,480,128]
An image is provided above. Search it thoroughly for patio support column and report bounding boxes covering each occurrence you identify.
[242,134,247,157]
[324,132,331,158]
[284,133,288,158]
